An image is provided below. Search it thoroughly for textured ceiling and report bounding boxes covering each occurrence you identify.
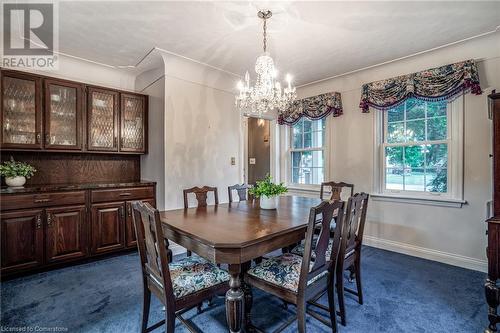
[57,1,500,85]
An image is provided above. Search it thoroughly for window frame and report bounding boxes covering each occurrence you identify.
[286,117,330,190]
[374,96,464,202]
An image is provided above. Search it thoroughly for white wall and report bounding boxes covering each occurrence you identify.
[162,53,241,210]
[137,67,166,210]
[289,32,500,271]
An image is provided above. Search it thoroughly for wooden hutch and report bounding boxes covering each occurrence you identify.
[487,90,500,332]
[0,69,155,278]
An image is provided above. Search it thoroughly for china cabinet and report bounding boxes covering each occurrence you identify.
[1,71,42,149]
[87,87,119,152]
[44,79,83,150]
[0,68,148,155]
[120,93,147,153]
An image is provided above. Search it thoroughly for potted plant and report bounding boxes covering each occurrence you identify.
[249,174,288,210]
[0,158,36,187]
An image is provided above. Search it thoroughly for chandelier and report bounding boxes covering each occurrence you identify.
[235,10,297,116]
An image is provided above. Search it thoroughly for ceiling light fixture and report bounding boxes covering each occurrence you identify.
[235,10,296,116]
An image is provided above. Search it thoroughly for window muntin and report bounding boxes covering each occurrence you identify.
[383,98,449,194]
[290,118,326,185]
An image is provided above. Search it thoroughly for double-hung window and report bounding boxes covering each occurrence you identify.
[289,118,327,186]
[379,97,463,200]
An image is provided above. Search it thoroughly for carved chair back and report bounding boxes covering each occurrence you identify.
[299,200,345,294]
[339,193,369,258]
[132,201,175,307]
[320,181,354,201]
[228,183,253,203]
[183,186,219,209]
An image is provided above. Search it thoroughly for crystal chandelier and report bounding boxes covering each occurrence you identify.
[235,10,297,116]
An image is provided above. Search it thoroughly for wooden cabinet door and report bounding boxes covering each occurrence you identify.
[45,205,87,263]
[91,202,125,254]
[1,70,42,149]
[120,93,147,153]
[1,209,44,273]
[44,79,83,150]
[87,87,119,152]
[125,198,155,248]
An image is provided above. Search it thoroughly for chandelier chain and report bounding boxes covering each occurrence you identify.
[263,17,267,52]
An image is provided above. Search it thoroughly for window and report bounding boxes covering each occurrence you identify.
[289,118,326,185]
[379,97,463,199]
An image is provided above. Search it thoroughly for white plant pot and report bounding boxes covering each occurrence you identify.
[5,176,26,187]
[260,195,278,210]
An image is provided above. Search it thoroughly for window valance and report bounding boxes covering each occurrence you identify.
[278,92,343,126]
[359,59,482,113]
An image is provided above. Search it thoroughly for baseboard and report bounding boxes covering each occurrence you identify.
[364,235,488,273]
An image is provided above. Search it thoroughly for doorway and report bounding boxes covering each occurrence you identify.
[247,117,271,184]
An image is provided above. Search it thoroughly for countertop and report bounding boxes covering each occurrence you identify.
[0,180,156,194]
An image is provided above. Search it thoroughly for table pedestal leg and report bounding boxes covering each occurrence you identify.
[242,261,254,329]
[226,264,244,333]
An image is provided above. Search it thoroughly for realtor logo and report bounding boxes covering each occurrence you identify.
[1,2,59,69]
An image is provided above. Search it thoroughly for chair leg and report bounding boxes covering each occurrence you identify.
[355,254,363,305]
[297,301,307,333]
[327,277,338,333]
[165,309,176,333]
[141,288,151,333]
[336,268,346,326]
[186,250,192,257]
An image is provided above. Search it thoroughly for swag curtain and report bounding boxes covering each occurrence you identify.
[278,92,343,126]
[359,59,482,113]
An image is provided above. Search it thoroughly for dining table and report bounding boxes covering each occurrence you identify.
[159,195,322,333]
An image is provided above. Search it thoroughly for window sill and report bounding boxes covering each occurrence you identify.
[371,193,467,208]
[287,185,321,197]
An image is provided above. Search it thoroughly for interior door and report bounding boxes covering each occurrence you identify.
[125,198,155,248]
[1,70,42,149]
[87,87,119,152]
[91,202,125,254]
[120,93,147,153]
[1,209,44,273]
[44,79,83,150]
[247,117,271,184]
[45,205,87,263]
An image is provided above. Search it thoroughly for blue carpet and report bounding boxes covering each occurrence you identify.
[1,247,486,332]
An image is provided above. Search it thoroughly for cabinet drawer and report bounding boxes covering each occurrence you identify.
[0,191,86,211]
[91,187,154,203]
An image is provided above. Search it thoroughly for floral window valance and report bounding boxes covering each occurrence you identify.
[278,92,343,126]
[359,59,482,113]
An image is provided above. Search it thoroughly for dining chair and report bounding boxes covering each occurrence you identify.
[227,183,253,203]
[244,200,345,333]
[132,201,230,333]
[320,181,354,201]
[336,192,369,326]
[183,186,219,209]
[183,185,218,257]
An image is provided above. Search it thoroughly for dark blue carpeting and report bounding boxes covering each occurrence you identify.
[1,247,486,332]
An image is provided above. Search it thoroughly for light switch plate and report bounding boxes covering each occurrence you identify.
[249,158,256,165]
[231,157,236,165]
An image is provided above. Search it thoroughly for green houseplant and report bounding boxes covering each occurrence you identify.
[0,158,36,187]
[249,174,288,209]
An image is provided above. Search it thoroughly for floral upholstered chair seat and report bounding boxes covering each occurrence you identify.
[167,256,230,298]
[291,238,334,261]
[246,253,328,292]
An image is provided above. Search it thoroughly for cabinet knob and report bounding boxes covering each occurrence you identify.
[47,213,53,227]
[35,215,42,229]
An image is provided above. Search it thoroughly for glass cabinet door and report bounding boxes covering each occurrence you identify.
[120,93,146,153]
[44,79,82,150]
[87,88,118,151]
[1,72,42,149]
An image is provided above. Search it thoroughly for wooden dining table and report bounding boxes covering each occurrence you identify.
[159,195,322,333]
